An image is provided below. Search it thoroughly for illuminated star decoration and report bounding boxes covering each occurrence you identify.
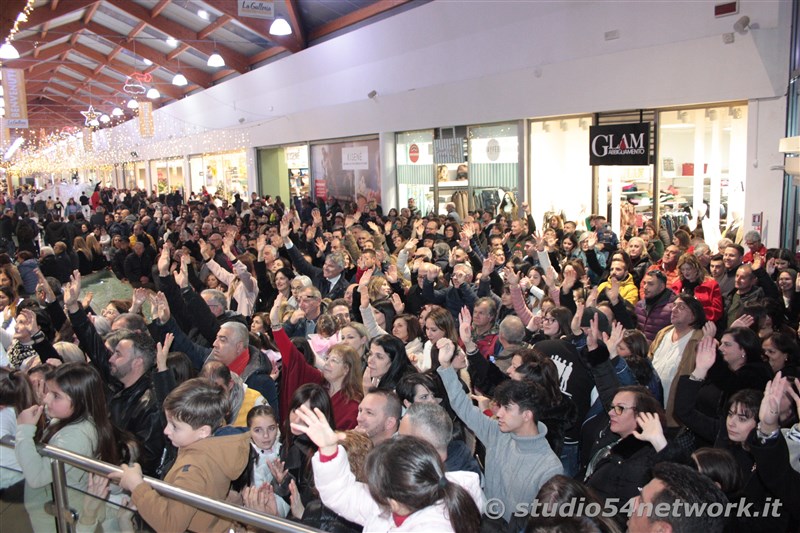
[81,105,100,127]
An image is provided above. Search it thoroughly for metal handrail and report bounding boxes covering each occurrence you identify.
[0,435,320,533]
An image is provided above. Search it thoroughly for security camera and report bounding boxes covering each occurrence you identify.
[734,16,750,35]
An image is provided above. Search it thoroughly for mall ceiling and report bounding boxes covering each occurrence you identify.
[0,0,421,133]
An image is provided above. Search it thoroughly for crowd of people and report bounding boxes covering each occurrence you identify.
[0,184,799,533]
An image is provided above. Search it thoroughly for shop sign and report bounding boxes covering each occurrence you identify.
[285,145,308,168]
[238,0,274,19]
[314,179,328,201]
[486,139,500,162]
[409,144,419,163]
[589,123,649,166]
[433,138,464,164]
[1,68,29,128]
[342,146,369,170]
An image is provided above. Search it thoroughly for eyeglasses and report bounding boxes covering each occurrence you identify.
[542,317,556,323]
[609,405,636,415]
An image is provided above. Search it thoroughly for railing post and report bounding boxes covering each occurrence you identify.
[50,458,72,533]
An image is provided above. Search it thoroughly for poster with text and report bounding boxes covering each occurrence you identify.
[310,139,381,206]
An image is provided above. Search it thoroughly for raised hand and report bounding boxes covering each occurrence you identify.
[35,269,57,303]
[385,264,399,284]
[436,338,456,368]
[481,256,496,279]
[279,215,292,239]
[632,412,668,451]
[289,479,305,519]
[504,266,520,286]
[130,287,149,314]
[155,292,170,324]
[561,268,577,293]
[289,405,341,455]
[257,234,268,254]
[585,312,602,351]
[701,320,717,339]
[458,306,474,347]
[81,292,94,311]
[242,484,279,516]
[270,293,285,326]
[766,257,776,276]
[391,293,404,314]
[692,336,718,379]
[311,208,322,227]
[199,239,213,261]
[156,332,174,372]
[603,322,625,357]
[267,458,288,485]
[730,314,755,329]
[64,270,82,311]
[426,264,441,282]
[606,277,620,304]
[758,373,787,434]
[158,246,171,276]
[752,253,763,271]
[403,237,419,252]
[358,267,373,288]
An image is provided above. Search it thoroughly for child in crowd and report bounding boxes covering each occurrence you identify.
[232,405,290,517]
[113,378,250,533]
[15,363,118,531]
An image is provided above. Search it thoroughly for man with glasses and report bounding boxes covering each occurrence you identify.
[284,286,323,337]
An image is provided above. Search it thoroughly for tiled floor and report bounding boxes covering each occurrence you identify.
[80,269,135,311]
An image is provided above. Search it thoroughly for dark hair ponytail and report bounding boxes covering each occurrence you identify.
[366,435,480,533]
[439,477,481,533]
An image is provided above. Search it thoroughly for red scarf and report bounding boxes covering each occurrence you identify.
[228,348,250,376]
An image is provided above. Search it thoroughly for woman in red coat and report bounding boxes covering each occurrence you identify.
[671,253,723,322]
[269,293,363,429]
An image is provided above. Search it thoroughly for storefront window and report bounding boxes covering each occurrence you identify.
[396,130,434,215]
[530,116,593,230]
[186,150,247,199]
[123,162,147,190]
[469,122,519,219]
[658,105,747,245]
[150,158,184,195]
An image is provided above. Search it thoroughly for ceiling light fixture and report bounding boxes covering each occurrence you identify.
[127,99,139,109]
[99,114,110,123]
[198,9,209,20]
[0,42,20,60]
[207,50,225,68]
[143,58,153,66]
[111,107,124,116]
[166,37,178,48]
[146,87,161,99]
[172,73,188,87]
[269,18,292,36]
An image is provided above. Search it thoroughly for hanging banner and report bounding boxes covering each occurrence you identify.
[82,128,93,152]
[1,68,29,128]
[589,123,650,166]
[310,139,380,205]
[138,101,154,138]
[238,0,274,19]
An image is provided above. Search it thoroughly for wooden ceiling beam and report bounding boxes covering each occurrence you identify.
[309,0,413,41]
[107,45,123,61]
[284,0,306,50]
[82,1,100,25]
[3,20,84,60]
[126,21,147,42]
[68,46,181,102]
[106,0,251,73]
[197,14,231,40]
[50,0,60,11]
[151,0,171,19]
[84,21,212,88]
[18,0,97,30]
[7,42,73,72]
[41,21,50,39]
[166,43,189,61]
